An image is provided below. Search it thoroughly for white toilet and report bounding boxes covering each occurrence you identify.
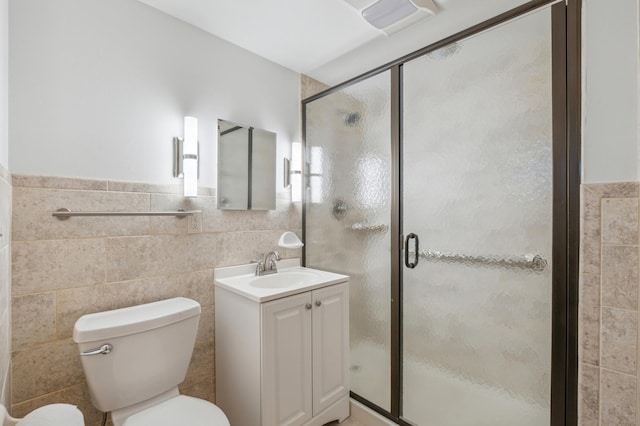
[1,403,83,426]
[72,297,229,426]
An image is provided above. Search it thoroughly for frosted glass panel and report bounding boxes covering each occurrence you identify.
[305,71,392,411]
[402,7,553,426]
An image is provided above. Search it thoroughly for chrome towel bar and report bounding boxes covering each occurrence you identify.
[52,208,196,220]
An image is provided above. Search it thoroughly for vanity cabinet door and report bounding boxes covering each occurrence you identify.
[261,292,313,426]
[311,282,349,416]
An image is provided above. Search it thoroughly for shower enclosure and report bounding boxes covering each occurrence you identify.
[303,1,578,425]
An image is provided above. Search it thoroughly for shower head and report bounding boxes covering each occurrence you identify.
[344,112,361,127]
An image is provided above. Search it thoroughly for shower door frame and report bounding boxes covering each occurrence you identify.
[301,0,581,424]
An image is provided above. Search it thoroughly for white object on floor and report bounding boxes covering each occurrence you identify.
[0,403,84,426]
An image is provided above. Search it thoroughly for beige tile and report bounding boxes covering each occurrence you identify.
[579,306,600,366]
[180,374,215,403]
[12,239,105,296]
[195,305,215,349]
[584,182,640,199]
[12,187,150,241]
[580,273,600,308]
[10,381,103,426]
[215,230,287,267]
[56,270,215,339]
[600,369,636,425]
[602,198,639,245]
[12,293,56,349]
[579,363,598,426]
[0,245,9,326]
[105,234,216,282]
[107,180,181,194]
[0,308,10,406]
[600,308,637,374]
[11,175,108,191]
[301,74,330,99]
[184,342,214,390]
[601,245,639,310]
[581,187,601,275]
[12,338,85,402]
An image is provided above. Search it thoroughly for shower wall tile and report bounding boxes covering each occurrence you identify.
[301,74,330,100]
[0,165,11,408]
[601,245,639,310]
[579,305,600,366]
[600,307,637,375]
[578,363,599,426]
[600,369,636,425]
[579,182,640,426]
[601,198,639,245]
[9,175,300,423]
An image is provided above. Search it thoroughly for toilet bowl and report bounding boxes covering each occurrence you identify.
[73,297,229,426]
[0,403,83,426]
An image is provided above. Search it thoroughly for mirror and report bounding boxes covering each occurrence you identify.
[217,119,277,210]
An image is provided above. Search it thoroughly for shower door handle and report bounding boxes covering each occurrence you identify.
[404,233,419,269]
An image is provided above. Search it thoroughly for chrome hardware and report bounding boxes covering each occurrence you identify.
[404,233,419,269]
[306,303,312,310]
[315,300,322,307]
[81,344,113,356]
[256,251,281,276]
[53,208,195,220]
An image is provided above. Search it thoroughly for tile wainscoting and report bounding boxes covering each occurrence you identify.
[0,164,11,408]
[580,182,640,425]
[9,175,301,425]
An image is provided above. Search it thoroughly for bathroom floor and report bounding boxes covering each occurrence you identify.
[328,419,366,426]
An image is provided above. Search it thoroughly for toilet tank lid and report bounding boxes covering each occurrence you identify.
[73,297,201,343]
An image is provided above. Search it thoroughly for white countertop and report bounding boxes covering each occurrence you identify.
[214,259,349,303]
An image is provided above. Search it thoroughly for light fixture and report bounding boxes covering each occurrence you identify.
[283,142,303,203]
[173,116,199,197]
[347,0,439,34]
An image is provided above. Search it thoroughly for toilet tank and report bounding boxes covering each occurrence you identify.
[73,297,201,413]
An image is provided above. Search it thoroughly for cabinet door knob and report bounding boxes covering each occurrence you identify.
[315,300,322,307]
[305,303,312,310]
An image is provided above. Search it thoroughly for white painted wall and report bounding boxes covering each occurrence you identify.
[9,0,299,189]
[0,0,7,169]
[582,0,639,183]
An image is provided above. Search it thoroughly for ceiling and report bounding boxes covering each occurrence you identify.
[137,0,529,86]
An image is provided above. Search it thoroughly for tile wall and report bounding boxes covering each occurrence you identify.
[579,182,640,425]
[9,175,301,425]
[0,163,11,408]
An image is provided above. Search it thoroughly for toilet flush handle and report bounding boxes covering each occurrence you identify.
[81,343,113,356]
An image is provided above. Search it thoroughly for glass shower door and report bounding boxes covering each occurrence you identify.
[304,71,392,411]
[401,7,554,426]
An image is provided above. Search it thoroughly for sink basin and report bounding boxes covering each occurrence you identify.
[214,259,349,302]
[249,271,318,289]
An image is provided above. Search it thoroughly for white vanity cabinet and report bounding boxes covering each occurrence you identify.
[214,263,349,426]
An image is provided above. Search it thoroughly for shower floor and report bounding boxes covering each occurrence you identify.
[350,340,548,426]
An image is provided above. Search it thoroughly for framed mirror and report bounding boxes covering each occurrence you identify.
[217,119,277,210]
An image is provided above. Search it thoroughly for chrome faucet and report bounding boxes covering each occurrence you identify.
[255,251,281,276]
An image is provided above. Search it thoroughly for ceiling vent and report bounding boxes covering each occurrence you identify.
[345,0,439,34]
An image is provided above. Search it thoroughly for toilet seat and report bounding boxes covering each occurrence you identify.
[122,396,229,426]
[16,404,84,426]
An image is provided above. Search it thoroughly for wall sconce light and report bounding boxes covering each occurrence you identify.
[173,116,199,197]
[283,142,303,203]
